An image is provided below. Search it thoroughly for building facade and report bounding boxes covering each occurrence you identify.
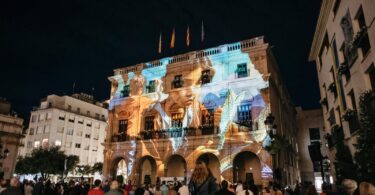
[20,94,108,178]
[103,36,300,187]
[0,98,24,179]
[309,0,375,182]
[296,107,330,192]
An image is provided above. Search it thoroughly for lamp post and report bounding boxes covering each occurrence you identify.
[264,113,277,182]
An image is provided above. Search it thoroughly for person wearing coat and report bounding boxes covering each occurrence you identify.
[188,160,218,195]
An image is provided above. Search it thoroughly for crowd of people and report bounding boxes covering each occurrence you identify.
[1,159,375,195]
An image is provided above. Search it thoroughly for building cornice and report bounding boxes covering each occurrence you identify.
[309,0,334,61]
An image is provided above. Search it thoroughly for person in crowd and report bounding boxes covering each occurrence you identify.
[88,179,104,195]
[262,186,270,195]
[44,179,56,195]
[167,184,177,195]
[105,180,123,195]
[124,180,133,195]
[342,179,358,195]
[359,182,375,195]
[154,184,162,195]
[33,177,44,195]
[236,181,243,194]
[144,184,152,195]
[0,177,23,195]
[0,179,8,193]
[236,184,253,195]
[55,182,64,195]
[70,181,83,195]
[215,180,234,195]
[103,180,110,193]
[188,160,218,195]
[24,180,34,195]
[273,183,283,195]
[177,181,188,195]
[160,181,168,195]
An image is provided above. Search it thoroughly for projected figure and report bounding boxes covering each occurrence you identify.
[130,71,145,96]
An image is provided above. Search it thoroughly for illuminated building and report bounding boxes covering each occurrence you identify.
[309,0,375,182]
[0,98,24,179]
[296,107,331,192]
[19,93,108,179]
[103,36,299,186]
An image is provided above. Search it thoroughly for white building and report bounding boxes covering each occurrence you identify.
[309,0,375,182]
[0,98,24,179]
[20,94,108,175]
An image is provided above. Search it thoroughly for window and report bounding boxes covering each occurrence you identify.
[29,128,35,135]
[46,112,52,120]
[67,128,74,135]
[44,125,50,133]
[237,104,252,128]
[172,75,183,88]
[348,90,360,134]
[75,143,81,148]
[36,126,43,134]
[201,70,211,84]
[59,113,65,120]
[31,115,37,122]
[171,113,183,128]
[95,113,100,119]
[339,44,351,82]
[145,116,154,130]
[119,119,128,135]
[78,118,84,124]
[87,121,92,127]
[369,65,375,90]
[34,141,40,148]
[328,109,336,126]
[236,63,248,78]
[84,146,89,150]
[38,113,45,121]
[68,105,72,111]
[309,128,321,144]
[77,107,80,114]
[87,111,90,116]
[55,140,62,146]
[146,80,156,93]
[201,109,214,128]
[332,0,341,17]
[27,141,32,148]
[68,116,75,123]
[57,127,64,133]
[121,85,130,97]
[355,7,371,56]
[329,69,338,99]
[85,134,91,138]
[76,131,82,136]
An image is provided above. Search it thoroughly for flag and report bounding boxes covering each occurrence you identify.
[170,28,175,48]
[201,20,204,42]
[158,32,162,54]
[186,26,190,47]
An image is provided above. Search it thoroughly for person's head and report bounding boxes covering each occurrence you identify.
[221,180,229,190]
[342,179,357,195]
[174,177,177,181]
[127,180,132,185]
[191,160,209,184]
[359,182,375,195]
[94,179,101,187]
[10,177,20,188]
[162,181,166,185]
[110,180,119,190]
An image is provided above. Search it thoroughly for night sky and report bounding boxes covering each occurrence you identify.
[0,0,322,120]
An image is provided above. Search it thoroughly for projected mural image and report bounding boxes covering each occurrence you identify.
[106,40,274,185]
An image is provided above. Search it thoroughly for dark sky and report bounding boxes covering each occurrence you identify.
[0,0,322,119]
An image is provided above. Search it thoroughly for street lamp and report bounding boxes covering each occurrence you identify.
[264,113,278,183]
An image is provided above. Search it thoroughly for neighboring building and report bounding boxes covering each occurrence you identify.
[0,98,24,179]
[103,36,300,187]
[309,0,375,182]
[296,107,330,192]
[19,93,108,178]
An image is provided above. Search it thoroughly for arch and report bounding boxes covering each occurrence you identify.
[196,153,221,183]
[137,156,157,185]
[233,151,262,185]
[110,157,128,181]
[165,154,187,178]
